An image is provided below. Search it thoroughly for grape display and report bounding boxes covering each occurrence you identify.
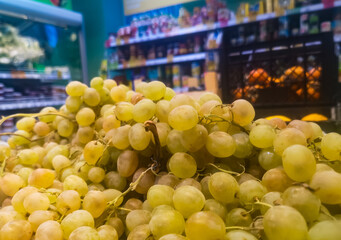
[0,78,341,240]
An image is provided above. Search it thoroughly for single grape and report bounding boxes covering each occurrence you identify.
[225,208,252,227]
[88,167,105,183]
[273,128,306,155]
[309,122,323,140]
[65,96,82,112]
[231,99,255,126]
[282,144,316,182]
[68,226,100,240]
[0,173,25,196]
[173,185,205,218]
[132,167,155,194]
[249,124,276,148]
[35,220,63,240]
[104,171,127,191]
[115,102,134,121]
[77,126,94,144]
[156,122,171,147]
[82,190,106,218]
[102,114,120,132]
[106,217,125,238]
[168,152,197,179]
[66,81,87,96]
[83,87,101,106]
[176,178,201,191]
[208,172,239,204]
[97,224,119,240]
[128,123,151,151]
[310,170,341,204]
[269,117,287,129]
[156,173,180,188]
[127,224,151,240]
[198,92,222,105]
[117,150,139,177]
[203,199,227,220]
[238,180,267,207]
[39,106,58,123]
[206,131,236,158]
[258,148,282,170]
[262,167,293,192]
[0,219,32,240]
[263,205,308,240]
[133,98,156,123]
[260,191,282,214]
[110,86,127,103]
[111,125,131,150]
[16,117,36,132]
[18,149,39,165]
[0,144,10,162]
[225,230,257,240]
[56,190,81,215]
[288,120,313,139]
[144,81,166,101]
[23,192,50,214]
[83,140,105,165]
[308,220,341,240]
[167,129,187,154]
[126,209,152,232]
[90,77,104,89]
[28,210,58,232]
[11,186,38,214]
[164,87,176,101]
[156,100,171,123]
[147,185,174,208]
[103,79,117,90]
[199,100,221,117]
[185,211,226,240]
[168,105,198,131]
[63,175,88,196]
[61,210,94,239]
[200,176,213,199]
[52,155,71,173]
[76,107,96,127]
[321,132,341,160]
[33,121,50,136]
[181,124,208,152]
[57,119,74,137]
[232,132,253,158]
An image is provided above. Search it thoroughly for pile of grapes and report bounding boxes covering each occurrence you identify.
[0,78,341,240]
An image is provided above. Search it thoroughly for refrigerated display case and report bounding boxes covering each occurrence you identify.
[0,0,87,118]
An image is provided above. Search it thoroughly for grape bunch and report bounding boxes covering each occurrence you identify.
[0,77,341,240]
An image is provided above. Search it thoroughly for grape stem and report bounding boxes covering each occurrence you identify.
[144,121,162,173]
[252,197,273,209]
[0,132,32,142]
[225,226,263,231]
[207,163,244,176]
[0,112,73,127]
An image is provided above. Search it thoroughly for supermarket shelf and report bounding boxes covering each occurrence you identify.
[109,2,339,48]
[0,71,70,82]
[0,98,65,111]
[113,52,207,70]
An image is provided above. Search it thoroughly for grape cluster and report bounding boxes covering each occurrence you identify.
[0,77,341,240]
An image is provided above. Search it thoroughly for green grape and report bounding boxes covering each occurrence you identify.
[77,126,94,144]
[33,121,50,136]
[315,163,333,172]
[90,77,104,90]
[149,209,185,239]
[110,86,126,102]
[159,234,189,240]
[156,123,171,147]
[17,167,33,184]
[0,173,25,196]
[128,123,151,151]
[66,81,87,96]
[282,144,316,182]
[156,100,171,123]
[199,100,221,117]
[73,161,92,180]
[210,104,232,122]
[84,140,105,165]
[156,173,180,188]
[225,230,257,240]
[57,119,74,137]
[65,96,82,112]
[23,192,50,214]
[225,208,252,227]
[198,92,222,106]
[0,144,10,162]
[273,128,306,156]
[103,79,117,90]
[104,171,127,191]
[102,189,123,205]
[238,180,267,207]
[133,99,156,123]
[308,220,341,240]
[135,81,147,94]
[176,178,201,191]
[28,210,58,232]
[144,81,166,101]
[206,131,236,158]
[35,220,63,240]
[258,148,282,170]
[126,210,152,232]
[88,183,104,191]
[288,120,313,139]
[0,219,32,240]
[127,224,151,240]
[111,125,131,150]
[97,225,119,240]
[263,205,308,240]
[44,144,69,165]
[39,106,58,123]
[83,88,100,107]
[200,176,213,199]
[147,185,174,208]
[282,186,320,222]
[63,175,88,196]
[168,105,198,131]
[88,167,105,183]
[310,170,341,204]
[173,185,205,218]
[11,130,31,146]
[56,190,81,215]
[180,124,208,152]
[260,191,282,214]
[169,94,196,110]
[321,132,341,160]
[185,211,226,240]
[167,129,187,154]
[82,190,106,218]
[68,226,100,240]
[168,152,197,179]
[208,172,239,204]
[232,132,253,158]
[203,199,227,220]
[117,150,139,177]
[98,87,112,104]
[249,124,276,148]
[61,210,94,238]
[52,155,71,173]
[309,122,323,140]
[231,99,255,126]
[16,117,36,132]
[102,114,120,132]
[261,167,293,192]
[100,104,114,116]
[164,87,176,101]
[11,186,38,214]
[124,198,143,211]
[115,102,134,121]
[106,217,125,237]
[18,149,39,165]
[76,107,96,127]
